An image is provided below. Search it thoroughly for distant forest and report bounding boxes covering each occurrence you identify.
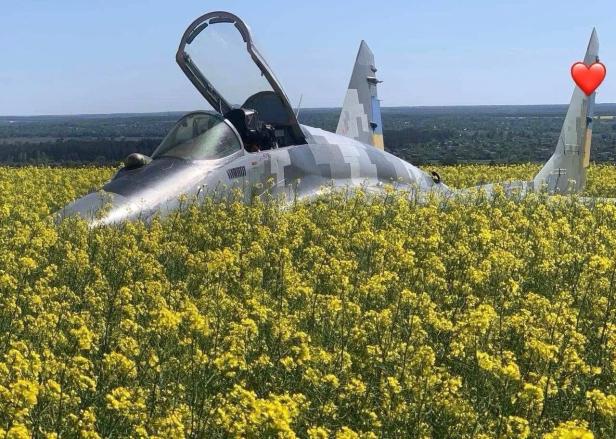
[1,105,616,165]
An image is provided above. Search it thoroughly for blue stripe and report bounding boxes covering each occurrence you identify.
[371,96,384,135]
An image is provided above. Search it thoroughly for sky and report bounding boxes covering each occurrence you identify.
[1,0,615,116]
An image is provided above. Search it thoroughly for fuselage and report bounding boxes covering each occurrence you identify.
[59,124,445,226]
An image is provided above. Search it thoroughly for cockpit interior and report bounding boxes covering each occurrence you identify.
[148,104,291,164]
[224,108,276,153]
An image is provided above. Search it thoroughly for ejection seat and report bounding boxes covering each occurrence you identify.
[224,108,275,152]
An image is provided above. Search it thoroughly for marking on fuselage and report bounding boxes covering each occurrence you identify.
[227,166,247,179]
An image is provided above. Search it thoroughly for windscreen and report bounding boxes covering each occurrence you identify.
[152,113,242,161]
[185,20,275,109]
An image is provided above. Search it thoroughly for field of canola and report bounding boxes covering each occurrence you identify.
[0,165,615,438]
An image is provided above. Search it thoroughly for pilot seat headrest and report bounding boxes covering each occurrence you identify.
[225,108,261,142]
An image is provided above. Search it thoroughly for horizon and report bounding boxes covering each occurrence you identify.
[3,102,616,120]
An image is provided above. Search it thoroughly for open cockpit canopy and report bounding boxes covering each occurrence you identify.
[177,11,305,146]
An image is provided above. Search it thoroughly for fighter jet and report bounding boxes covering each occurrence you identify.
[60,11,601,226]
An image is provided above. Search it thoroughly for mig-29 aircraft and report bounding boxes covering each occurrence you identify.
[60,11,601,226]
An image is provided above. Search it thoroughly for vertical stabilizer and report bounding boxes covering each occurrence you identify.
[336,41,385,149]
[533,29,599,194]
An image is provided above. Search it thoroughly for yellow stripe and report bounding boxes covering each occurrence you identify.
[372,134,384,150]
[583,128,592,168]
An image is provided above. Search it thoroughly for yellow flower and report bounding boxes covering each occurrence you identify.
[586,389,616,418]
[505,416,530,439]
[307,426,329,439]
[543,421,594,439]
[2,165,616,437]
[70,326,94,351]
[335,427,360,439]
[6,424,30,439]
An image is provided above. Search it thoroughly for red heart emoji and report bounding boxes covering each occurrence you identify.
[571,62,607,96]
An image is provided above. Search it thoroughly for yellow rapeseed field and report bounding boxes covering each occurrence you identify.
[0,164,615,438]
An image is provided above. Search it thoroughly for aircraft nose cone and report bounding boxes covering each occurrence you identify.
[57,191,143,226]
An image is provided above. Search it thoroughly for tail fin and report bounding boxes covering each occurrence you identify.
[533,29,599,194]
[336,41,384,149]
